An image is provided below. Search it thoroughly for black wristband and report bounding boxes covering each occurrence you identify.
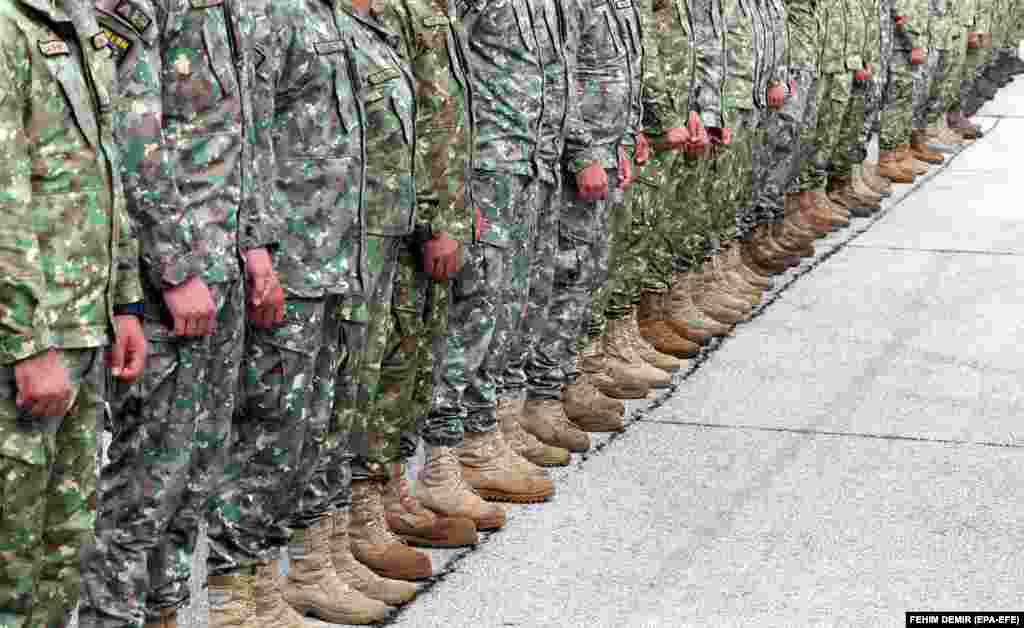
[113,302,144,318]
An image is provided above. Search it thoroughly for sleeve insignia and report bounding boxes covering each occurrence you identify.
[38,39,70,56]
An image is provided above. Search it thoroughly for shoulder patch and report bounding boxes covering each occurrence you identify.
[422,16,450,27]
[100,27,133,64]
[115,0,153,35]
[190,0,224,7]
[38,39,70,57]
[92,32,110,50]
[613,0,632,8]
[314,39,345,55]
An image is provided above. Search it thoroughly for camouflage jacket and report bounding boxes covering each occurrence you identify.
[459,0,544,177]
[639,0,692,137]
[566,0,644,172]
[340,5,417,237]
[819,0,863,73]
[380,0,473,243]
[253,0,369,297]
[0,0,143,364]
[760,0,787,90]
[691,0,726,127]
[95,0,275,290]
[859,0,881,68]
[785,0,820,72]
[722,0,760,114]
[891,0,930,50]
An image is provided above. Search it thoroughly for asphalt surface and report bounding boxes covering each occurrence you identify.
[75,80,1024,628]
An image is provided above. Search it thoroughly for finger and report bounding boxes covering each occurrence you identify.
[173,312,187,337]
[250,271,267,307]
[198,311,212,337]
[15,371,26,408]
[273,299,285,325]
[122,343,146,381]
[110,335,126,377]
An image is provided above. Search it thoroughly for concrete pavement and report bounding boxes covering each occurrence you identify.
[75,82,1024,628]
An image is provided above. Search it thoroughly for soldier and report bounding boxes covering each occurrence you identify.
[414,0,556,521]
[80,1,283,627]
[0,2,145,626]
[917,0,969,153]
[944,0,985,139]
[519,0,652,445]
[201,0,413,625]
[877,0,935,183]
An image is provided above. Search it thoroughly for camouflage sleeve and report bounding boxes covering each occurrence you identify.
[892,0,927,47]
[563,0,604,173]
[691,0,724,127]
[387,0,474,242]
[113,199,144,307]
[639,0,688,136]
[0,29,53,363]
[111,2,200,288]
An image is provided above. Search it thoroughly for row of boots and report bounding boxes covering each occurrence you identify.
[175,111,987,628]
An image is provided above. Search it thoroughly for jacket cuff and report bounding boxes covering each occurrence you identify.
[150,253,203,289]
[0,328,54,365]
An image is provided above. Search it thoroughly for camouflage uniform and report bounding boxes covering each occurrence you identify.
[821,0,870,182]
[526,0,644,399]
[786,0,824,193]
[501,0,593,402]
[418,0,544,447]
[0,2,143,626]
[309,4,418,511]
[752,0,789,226]
[204,0,370,576]
[860,0,884,153]
[879,0,929,151]
[81,1,271,625]
[945,0,976,113]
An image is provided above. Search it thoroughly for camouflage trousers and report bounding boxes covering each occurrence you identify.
[588,181,636,340]
[0,348,105,628]
[420,173,537,447]
[943,37,968,112]
[667,152,716,270]
[717,108,761,240]
[205,295,346,574]
[753,107,792,225]
[526,169,618,399]
[810,71,854,187]
[831,78,872,179]
[880,51,918,150]
[80,281,244,628]
[501,173,561,401]
[786,67,824,193]
[911,48,940,129]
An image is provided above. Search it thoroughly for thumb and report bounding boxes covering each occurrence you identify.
[15,369,26,407]
[110,333,126,377]
[250,269,267,307]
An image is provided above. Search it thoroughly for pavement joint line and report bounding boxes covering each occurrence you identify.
[635,418,1024,450]
[375,119,1003,621]
[846,243,1024,256]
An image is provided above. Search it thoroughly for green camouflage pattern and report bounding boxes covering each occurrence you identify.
[0,0,142,367]
[786,0,821,71]
[94,0,276,290]
[0,348,104,628]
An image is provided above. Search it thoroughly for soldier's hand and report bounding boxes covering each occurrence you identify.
[788,79,797,100]
[864,63,874,81]
[968,32,981,49]
[111,315,147,383]
[243,247,276,309]
[576,163,609,201]
[663,127,691,150]
[894,15,907,31]
[635,132,652,165]
[910,47,926,65]
[15,349,71,417]
[422,232,463,282]
[163,277,217,337]
[685,111,708,157]
[854,68,869,83]
[767,83,786,109]
[249,284,286,329]
[618,146,634,189]
[983,33,993,48]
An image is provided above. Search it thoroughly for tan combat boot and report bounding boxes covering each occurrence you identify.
[603,317,672,388]
[828,176,879,217]
[519,398,591,452]
[711,252,761,308]
[624,309,683,373]
[688,271,748,325]
[383,462,480,547]
[281,517,393,624]
[726,240,775,289]
[415,445,506,529]
[877,150,915,183]
[663,275,732,340]
[642,289,713,347]
[793,190,834,237]
[813,191,851,229]
[208,573,255,628]
[910,129,945,164]
[922,126,958,154]
[578,337,650,399]
[850,165,884,204]
[456,429,556,502]
[349,479,433,581]
[253,560,309,628]
[742,230,789,275]
[330,509,419,605]
[896,144,929,175]
[562,378,625,432]
[145,608,178,628]
[860,162,894,196]
[499,398,571,467]
[637,290,701,358]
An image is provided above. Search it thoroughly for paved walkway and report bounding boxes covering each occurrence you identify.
[77,82,1024,628]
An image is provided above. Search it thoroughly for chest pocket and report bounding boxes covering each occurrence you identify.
[612,0,640,55]
[364,64,413,147]
[193,1,238,98]
[314,39,360,137]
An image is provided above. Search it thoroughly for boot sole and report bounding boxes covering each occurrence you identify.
[476,488,555,504]
[597,387,650,399]
[367,566,434,582]
[398,534,479,549]
[290,603,389,625]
